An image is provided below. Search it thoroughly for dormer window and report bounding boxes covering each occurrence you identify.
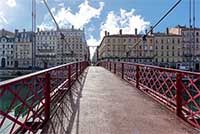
[1,38,7,42]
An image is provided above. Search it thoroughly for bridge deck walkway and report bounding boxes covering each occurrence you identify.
[42,66,197,134]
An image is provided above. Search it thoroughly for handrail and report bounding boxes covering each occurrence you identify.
[119,62,200,75]
[0,61,85,86]
[99,61,200,129]
[0,61,89,133]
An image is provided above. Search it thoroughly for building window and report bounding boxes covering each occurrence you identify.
[172,51,174,56]
[156,40,158,43]
[197,38,199,43]
[161,52,164,56]
[166,46,169,49]
[118,39,120,43]
[196,32,199,36]
[161,46,163,49]
[167,38,170,44]
[172,39,175,44]
[161,39,164,44]
[177,39,180,44]
[172,46,174,49]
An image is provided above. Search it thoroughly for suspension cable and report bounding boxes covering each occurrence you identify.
[42,0,74,57]
[127,0,183,54]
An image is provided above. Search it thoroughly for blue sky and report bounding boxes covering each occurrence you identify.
[0,0,199,57]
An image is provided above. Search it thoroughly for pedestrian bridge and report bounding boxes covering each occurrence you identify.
[0,61,199,133]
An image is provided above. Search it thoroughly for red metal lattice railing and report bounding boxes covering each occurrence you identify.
[0,61,89,133]
[99,61,200,129]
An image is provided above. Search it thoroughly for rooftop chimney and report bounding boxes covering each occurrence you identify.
[119,29,122,35]
[37,28,40,32]
[72,25,74,30]
[166,27,169,35]
[23,29,26,33]
[108,32,110,36]
[15,29,18,36]
[105,31,107,36]
[135,28,138,35]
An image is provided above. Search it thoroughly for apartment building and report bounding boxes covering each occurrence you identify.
[36,29,57,68]
[56,28,88,64]
[169,25,200,70]
[0,29,15,68]
[36,26,89,68]
[0,26,89,69]
[15,29,33,68]
[98,29,154,64]
[153,32,182,68]
[97,27,189,68]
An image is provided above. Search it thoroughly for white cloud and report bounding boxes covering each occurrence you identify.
[36,0,48,4]
[87,9,150,59]
[6,0,16,7]
[100,9,150,39]
[38,0,104,30]
[0,11,8,28]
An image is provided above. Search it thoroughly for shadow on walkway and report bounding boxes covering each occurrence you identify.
[41,69,88,134]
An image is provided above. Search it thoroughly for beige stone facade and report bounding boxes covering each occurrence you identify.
[36,27,89,68]
[153,33,182,68]
[98,30,154,64]
[169,25,200,70]
[98,27,200,69]
[15,30,32,68]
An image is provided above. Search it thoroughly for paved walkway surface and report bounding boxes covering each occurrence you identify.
[42,66,198,134]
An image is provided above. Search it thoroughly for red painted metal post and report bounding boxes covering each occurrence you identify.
[176,72,183,118]
[76,63,78,80]
[44,72,50,122]
[68,65,71,88]
[122,63,124,79]
[114,63,116,74]
[136,65,140,89]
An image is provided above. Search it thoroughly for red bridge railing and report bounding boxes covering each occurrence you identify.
[0,61,89,133]
[99,61,200,129]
